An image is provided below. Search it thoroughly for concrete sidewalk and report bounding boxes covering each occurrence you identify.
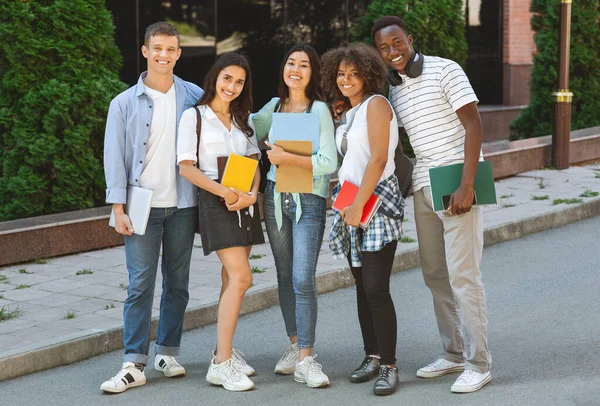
[1,164,599,381]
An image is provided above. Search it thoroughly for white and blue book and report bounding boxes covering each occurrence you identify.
[270,112,320,153]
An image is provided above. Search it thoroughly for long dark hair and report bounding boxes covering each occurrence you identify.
[197,52,253,136]
[277,44,325,108]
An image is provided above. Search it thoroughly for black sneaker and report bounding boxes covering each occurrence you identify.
[373,365,399,396]
[349,355,380,383]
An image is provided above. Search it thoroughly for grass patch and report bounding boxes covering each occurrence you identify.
[403,217,409,222]
[0,306,23,322]
[75,269,94,276]
[119,283,128,290]
[541,166,555,170]
[595,172,600,179]
[579,189,599,198]
[552,198,583,205]
[537,179,547,189]
[32,258,49,264]
[400,236,417,243]
[501,203,516,208]
[0,274,8,283]
[105,302,116,310]
[531,195,549,201]
[15,284,30,290]
[0,295,4,300]
[500,193,514,199]
[64,311,76,320]
[251,266,265,274]
[193,244,202,249]
[18,268,32,274]
[249,254,264,260]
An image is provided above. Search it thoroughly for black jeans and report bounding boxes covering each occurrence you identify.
[348,240,398,365]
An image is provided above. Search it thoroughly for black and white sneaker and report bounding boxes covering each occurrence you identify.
[154,354,186,377]
[101,362,146,393]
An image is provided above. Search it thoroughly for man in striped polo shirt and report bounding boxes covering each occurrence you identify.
[372,16,492,393]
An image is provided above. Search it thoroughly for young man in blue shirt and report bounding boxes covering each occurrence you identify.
[101,21,203,393]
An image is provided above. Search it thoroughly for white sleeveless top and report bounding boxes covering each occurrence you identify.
[335,95,399,187]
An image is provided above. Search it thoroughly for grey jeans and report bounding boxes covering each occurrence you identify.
[414,187,492,373]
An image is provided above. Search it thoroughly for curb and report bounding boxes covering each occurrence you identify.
[1,198,599,382]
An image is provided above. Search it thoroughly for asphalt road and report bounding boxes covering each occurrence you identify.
[2,216,600,406]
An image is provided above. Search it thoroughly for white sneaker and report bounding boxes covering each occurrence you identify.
[294,355,330,388]
[206,357,255,391]
[154,354,185,377]
[275,342,300,375]
[451,370,492,393]
[100,362,146,393]
[417,358,465,378]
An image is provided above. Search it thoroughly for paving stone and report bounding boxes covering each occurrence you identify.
[1,288,55,302]
[33,279,90,293]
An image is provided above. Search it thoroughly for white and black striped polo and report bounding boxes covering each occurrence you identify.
[389,55,481,191]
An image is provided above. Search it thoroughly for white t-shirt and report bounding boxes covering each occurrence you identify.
[139,84,178,207]
[177,105,261,179]
[335,95,399,187]
[389,55,481,191]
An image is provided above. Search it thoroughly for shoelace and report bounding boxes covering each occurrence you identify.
[222,358,244,380]
[380,366,395,380]
[231,349,248,366]
[359,355,376,369]
[455,370,478,384]
[304,355,324,375]
[281,344,298,363]
[161,355,179,368]
[109,367,132,385]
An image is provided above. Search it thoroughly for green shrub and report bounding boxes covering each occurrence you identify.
[0,0,127,221]
[510,0,600,140]
[352,0,467,157]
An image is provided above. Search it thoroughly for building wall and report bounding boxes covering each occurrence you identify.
[503,0,536,105]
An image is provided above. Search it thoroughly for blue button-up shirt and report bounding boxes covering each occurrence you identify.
[103,72,203,208]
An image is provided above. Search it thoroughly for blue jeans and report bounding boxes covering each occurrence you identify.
[122,206,197,365]
[263,181,326,349]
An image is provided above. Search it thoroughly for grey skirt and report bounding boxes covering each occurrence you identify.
[197,188,265,256]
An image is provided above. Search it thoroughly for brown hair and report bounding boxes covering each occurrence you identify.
[144,21,180,47]
[321,43,388,102]
[197,52,254,137]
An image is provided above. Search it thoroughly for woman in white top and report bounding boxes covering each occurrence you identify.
[322,43,404,396]
[177,52,263,392]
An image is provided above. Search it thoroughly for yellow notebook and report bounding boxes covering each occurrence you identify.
[275,140,313,193]
[221,153,258,193]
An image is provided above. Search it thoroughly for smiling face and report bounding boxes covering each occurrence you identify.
[142,34,181,75]
[336,61,365,106]
[283,51,312,92]
[214,65,246,103]
[374,25,415,75]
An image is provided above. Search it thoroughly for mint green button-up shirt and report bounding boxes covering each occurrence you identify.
[252,98,337,229]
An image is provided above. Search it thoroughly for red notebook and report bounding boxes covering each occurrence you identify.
[332,181,381,229]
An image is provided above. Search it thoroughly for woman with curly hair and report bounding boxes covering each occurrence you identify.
[252,44,337,388]
[321,42,404,396]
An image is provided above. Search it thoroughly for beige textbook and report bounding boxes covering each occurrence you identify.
[275,140,313,193]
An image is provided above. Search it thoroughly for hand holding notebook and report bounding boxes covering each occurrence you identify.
[332,181,381,229]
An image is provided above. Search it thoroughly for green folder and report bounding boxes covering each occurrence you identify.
[428,161,497,212]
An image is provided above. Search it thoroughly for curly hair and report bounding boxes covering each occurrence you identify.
[321,43,388,103]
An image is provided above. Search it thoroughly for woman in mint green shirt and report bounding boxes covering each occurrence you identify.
[252,44,337,388]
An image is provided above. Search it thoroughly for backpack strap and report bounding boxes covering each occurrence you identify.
[193,106,202,169]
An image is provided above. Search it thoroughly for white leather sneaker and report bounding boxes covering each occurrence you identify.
[451,370,491,393]
[100,362,146,393]
[206,357,255,392]
[275,342,300,375]
[417,358,465,378]
[231,349,255,376]
[154,354,185,377]
[294,355,330,388]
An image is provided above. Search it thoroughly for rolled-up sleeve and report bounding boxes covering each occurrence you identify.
[311,102,338,176]
[251,98,278,141]
[177,108,199,164]
[104,99,128,204]
[245,118,262,158]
